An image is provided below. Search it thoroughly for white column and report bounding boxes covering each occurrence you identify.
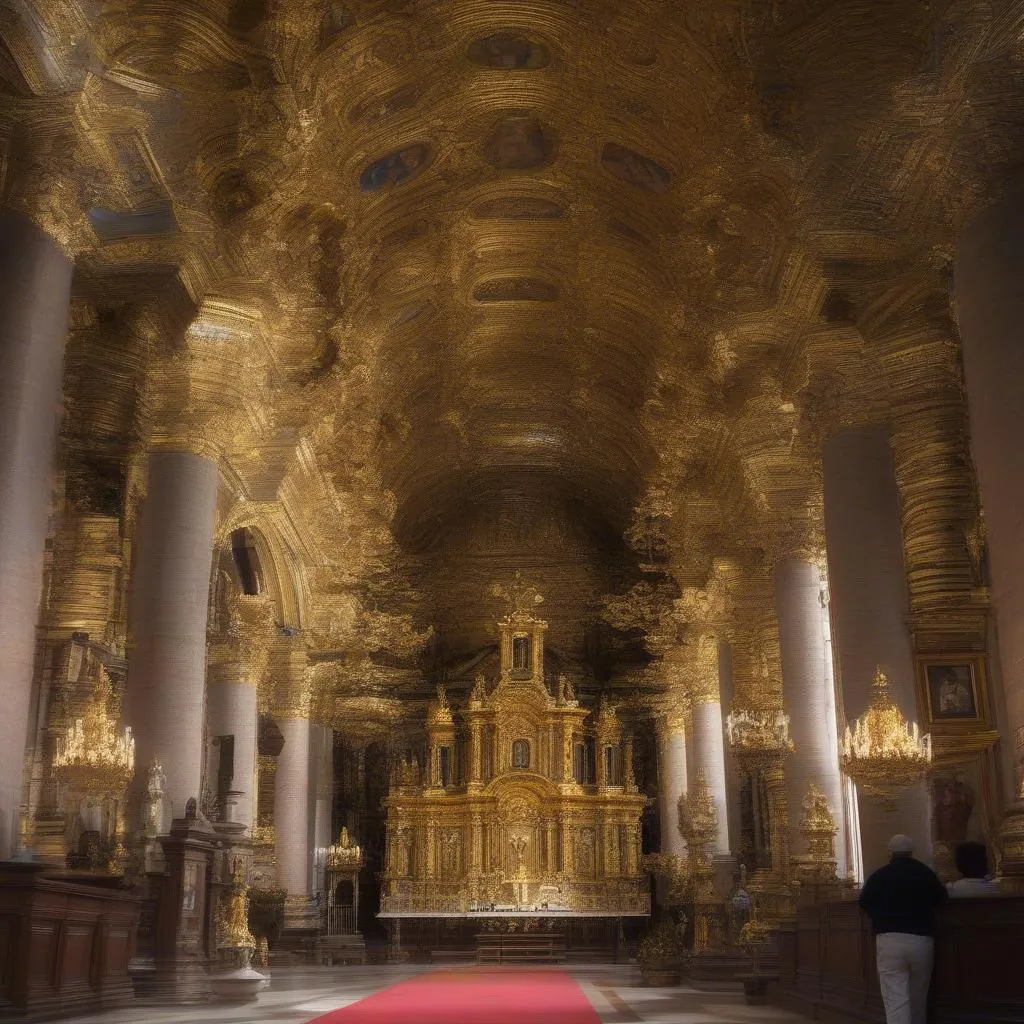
[956,183,1024,798]
[124,450,218,827]
[0,210,73,858]
[658,725,688,857]
[691,700,731,856]
[275,716,313,897]
[206,664,258,829]
[312,725,333,872]
[823,426,932,872]
[775,556,848,877]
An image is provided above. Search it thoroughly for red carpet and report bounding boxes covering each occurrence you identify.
[307,968,602,1024]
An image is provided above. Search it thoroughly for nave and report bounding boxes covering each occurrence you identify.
[55,966,809,1024]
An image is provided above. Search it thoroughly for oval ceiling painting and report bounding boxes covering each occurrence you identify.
[484,116,557,171]
[601,142,672,195]
[359,143,431,193]
[474,277,560,303]
[468,32,550,70]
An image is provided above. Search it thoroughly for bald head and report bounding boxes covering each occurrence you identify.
[888,834,914,858]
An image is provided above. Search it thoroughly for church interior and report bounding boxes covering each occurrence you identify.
[2,1,1024,1022]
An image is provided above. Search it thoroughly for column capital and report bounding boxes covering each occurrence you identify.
[3,134,94,259]
[688,633,721,706]
[208,591,276,686]
[146,300,272,460]
[0,92,117,259]
[269,631,313,719]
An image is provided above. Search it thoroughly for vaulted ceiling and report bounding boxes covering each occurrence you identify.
[3,1,1024,689]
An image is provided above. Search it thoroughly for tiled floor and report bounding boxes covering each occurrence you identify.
[57,965,811,1024]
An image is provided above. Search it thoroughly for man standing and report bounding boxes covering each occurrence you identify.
[859,834,948,1024]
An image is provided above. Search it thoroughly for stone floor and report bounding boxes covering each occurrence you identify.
[56,965,811,1024]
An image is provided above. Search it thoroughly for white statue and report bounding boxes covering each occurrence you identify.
[145,758,166,837]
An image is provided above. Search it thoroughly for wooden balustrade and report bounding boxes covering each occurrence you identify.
[776,895,1024,1023]
[0,863,140,1021]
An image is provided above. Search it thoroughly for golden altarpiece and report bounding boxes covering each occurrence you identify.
[379,591,649,956]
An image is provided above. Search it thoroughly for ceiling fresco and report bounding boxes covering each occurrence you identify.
[2,0,1023,725]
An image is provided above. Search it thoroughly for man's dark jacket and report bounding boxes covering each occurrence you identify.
[858,855,948,937]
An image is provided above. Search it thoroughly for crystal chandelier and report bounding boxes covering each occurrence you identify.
[53,665,135,798]
[840,667,931,799]
[726,707,794,760]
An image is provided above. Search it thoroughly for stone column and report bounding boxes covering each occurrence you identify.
[823,427,932,871]
[124,450,219,828]
[206,596,273,830]
[956,183,1024,796]
[657,720,688,857]
[206,663,259,829]
[271,637,314,909]
[689,637,730,857]
[275,716,313,898]
[775,556,848,877]
[0,210,74,858]
[313,725,333,861]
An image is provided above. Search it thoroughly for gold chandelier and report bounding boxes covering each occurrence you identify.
[53,664,135,798]
[840,667,931,799]
[726,707,794,761]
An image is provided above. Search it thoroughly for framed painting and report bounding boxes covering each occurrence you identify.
[916,654,989,729]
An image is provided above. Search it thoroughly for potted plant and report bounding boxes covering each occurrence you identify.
[637,918,688,986]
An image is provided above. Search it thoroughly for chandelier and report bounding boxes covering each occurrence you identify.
[840,667,931,799]
[726,707,794,760]
[53,664,135,798]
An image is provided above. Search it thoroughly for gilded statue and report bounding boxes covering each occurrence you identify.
[559,674,576,703]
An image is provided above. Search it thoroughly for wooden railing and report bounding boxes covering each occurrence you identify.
[776,895,1024,1024]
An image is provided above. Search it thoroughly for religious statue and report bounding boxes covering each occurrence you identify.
[145,758,166,838]
[219,857,256,957]
[509,832,528,869]
[471,673,487,703]
[559,674,576,704]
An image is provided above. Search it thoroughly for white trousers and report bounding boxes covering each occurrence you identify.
[875,932,934,1024]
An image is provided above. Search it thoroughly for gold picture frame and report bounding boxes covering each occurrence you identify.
[916,654,989,730]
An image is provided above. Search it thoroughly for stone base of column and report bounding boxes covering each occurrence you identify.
[282,894,320,931]
[135,958,211,1004]
[269,895,322,965]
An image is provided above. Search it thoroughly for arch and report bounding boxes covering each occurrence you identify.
[215,507,308,628]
